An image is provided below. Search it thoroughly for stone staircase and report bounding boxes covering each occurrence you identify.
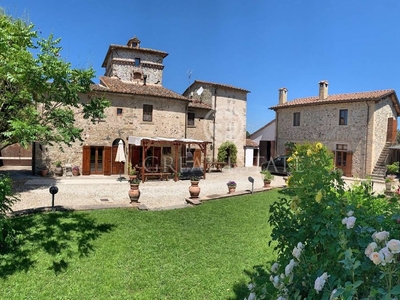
[370,142,392,180]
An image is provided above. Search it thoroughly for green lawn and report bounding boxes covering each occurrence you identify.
[0,190,281,300]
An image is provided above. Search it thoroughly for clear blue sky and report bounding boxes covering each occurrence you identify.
[2,0,400,133]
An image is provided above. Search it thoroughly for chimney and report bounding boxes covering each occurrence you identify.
[278,87,288,105]
[319,80,328,99]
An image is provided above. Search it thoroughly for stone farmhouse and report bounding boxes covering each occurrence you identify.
[32,36,249,176]
[269,80,400,177]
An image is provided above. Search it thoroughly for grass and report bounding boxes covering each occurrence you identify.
[0,190,283,299]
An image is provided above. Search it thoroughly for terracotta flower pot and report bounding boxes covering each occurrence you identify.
[228,186,236,194]
[189,181,200,198]
[54,166,63,177]
[129,183,141,203]
[40,169,48,177]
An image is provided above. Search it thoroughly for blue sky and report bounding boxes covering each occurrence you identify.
[2,0,400,133]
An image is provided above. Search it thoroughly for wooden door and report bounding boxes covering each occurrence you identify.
[82,146,91,175]
[387,118,397,143]
[104,146,111,176]
[130,146,141,166]
[335,151,353,177]
[193,149,201,167]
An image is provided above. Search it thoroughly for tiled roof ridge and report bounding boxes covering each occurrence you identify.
[108,44,168,56]
[191,80,250,93]
[294,89,394,101]
[188,99,212,109]
[90,76,188,101]
[270,89,396,110]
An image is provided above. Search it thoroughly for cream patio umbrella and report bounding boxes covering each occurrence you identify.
[115,139,126,181]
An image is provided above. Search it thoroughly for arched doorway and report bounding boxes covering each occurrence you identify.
[112,138,125,175]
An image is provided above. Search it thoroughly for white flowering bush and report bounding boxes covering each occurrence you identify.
[246,142,400,299]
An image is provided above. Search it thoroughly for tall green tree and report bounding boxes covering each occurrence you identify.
[0,9,110,151]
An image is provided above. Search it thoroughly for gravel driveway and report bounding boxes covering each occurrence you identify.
[1,166,386,213]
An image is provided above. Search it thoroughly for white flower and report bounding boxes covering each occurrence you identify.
[247,292,256,300]
[247,283,254,290]
[372,231,389,242]
[379,247,394,265]
[314,272,329,293]
[330,288,338,300]
[342,216,357,229]
[369,251,384,265]
[342,216,356,229]
[347,210,354,217]
[277,296,286,300]
[388,239,400,254]
[365,242,378,256]
[297,242,304,249]
[292,246,302,260]
[285,259,296,276]
[346,216,356,229]
[271,262,279,273]
[272,275,281,289]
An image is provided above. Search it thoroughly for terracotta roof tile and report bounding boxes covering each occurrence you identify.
[270,89,395,110]
[188,100,212,109]
[184,80,250,94]
[246,139,258,147]
[91,77,189,101]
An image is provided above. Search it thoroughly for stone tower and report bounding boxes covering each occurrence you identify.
[101,36,168,86]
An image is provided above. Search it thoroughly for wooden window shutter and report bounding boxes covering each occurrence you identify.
[392,118,397,143]
[387,118,397,143]
[104,146,112,176]
[82,146,91,175]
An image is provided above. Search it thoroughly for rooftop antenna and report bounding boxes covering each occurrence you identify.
[187,69,192,85]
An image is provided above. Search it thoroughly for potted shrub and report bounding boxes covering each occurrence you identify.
[189,176,201,198]
[72,166,80,176]
[54,161,63,177]
[227,180,237,194]
[261,169,274,188]
[386,161,399,175]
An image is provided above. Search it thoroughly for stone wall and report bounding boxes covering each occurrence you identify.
[372,97,397,168]
[275,99,397,177]
[43,92,187,171]
[184,82,247,166]
[104,49,164,85]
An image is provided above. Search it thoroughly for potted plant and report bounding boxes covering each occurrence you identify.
[72,166,80,176]
[128,163,137,181]
[54,161,63,177]
[128,177,141,204]
[385,174,396,192]
[261,169,274,188]
[227,180,237,194]
[189,176,201,198]
[39,166,49,177]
